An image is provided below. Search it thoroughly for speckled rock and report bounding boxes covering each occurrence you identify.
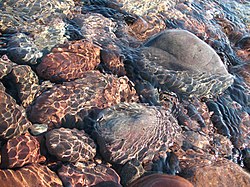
[45,128,96,162]
[1,133,41,168]
[129,174,194,187]
[36,40,101,82]
[27,71,138,129]
[0,89,31,140]
[0,164,63,187]
[93,102,183,165]
[58,161,120,186]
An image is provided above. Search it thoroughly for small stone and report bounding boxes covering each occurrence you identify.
[29,124,48,136]
[1,134,41,168]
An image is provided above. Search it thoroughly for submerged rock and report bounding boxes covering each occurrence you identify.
[0,89,31,140]
[27,71,138,129]
[0,164,63,187]
[58,161,121,187]
[37,40,101,82]
[131,29,234,98]
[45,128,96,163]
[129,174,194,187]
[93,102,182,165]
[1,133,41,168]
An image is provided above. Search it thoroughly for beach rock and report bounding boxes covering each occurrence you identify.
[58,161,120,186]
[129,174,194,187]
[27,71,138,129]
[1,133,41,168]
[93,102,183,165]
[45,128,96,162]
[0,89,31,140]
[0,164,63,187]
[37,40,101,82]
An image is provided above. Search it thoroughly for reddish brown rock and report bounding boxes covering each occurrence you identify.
[45,128,96,162]
[101,47,127,76]
[9,65,39,107]
[1,133,41,168]
[0,90,31,140]
[36,40,101,82]
[27,71,138,129]
[0,164,63,187]
[177,150,250,187]
[129,174,194,187]
[128,14,166,41]
[58,162,120,187]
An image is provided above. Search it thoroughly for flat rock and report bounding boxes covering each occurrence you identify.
[93,102,183,165]
[45,128,96,162]
[0,164,63,187]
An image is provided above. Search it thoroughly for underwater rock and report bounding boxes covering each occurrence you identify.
[93,102,182,165]
[58,161,120,186]
[0,164,63,187]
[37,40,101,82]
[1,133,41,168]
[45,128,96,162]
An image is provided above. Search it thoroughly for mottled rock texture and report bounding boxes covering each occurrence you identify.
[58,162,120,186]
[28,71,138,129]
[93,102,182,164]
[45,128,96,162]
[0,164,63,187]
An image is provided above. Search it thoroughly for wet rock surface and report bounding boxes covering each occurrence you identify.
[0,164,63,187]
[45,128,96,162]
[0,0,249,186]
[58,161,120,186]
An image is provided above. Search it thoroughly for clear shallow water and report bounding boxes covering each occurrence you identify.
[0,0,250,186]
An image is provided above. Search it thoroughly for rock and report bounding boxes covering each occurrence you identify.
[0,89,31,140]
[27,71,138,129]
[93,102,182,165]
[1,133,41,168]
[132,29,234,97]
[29,124,48,136]
[45,128,96,162]
[0,164,63,187]
[58,162,120,186]
[37,40,101,82]
[129,174,194,187]
[8,64,39,107]
[183,159,250,187]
